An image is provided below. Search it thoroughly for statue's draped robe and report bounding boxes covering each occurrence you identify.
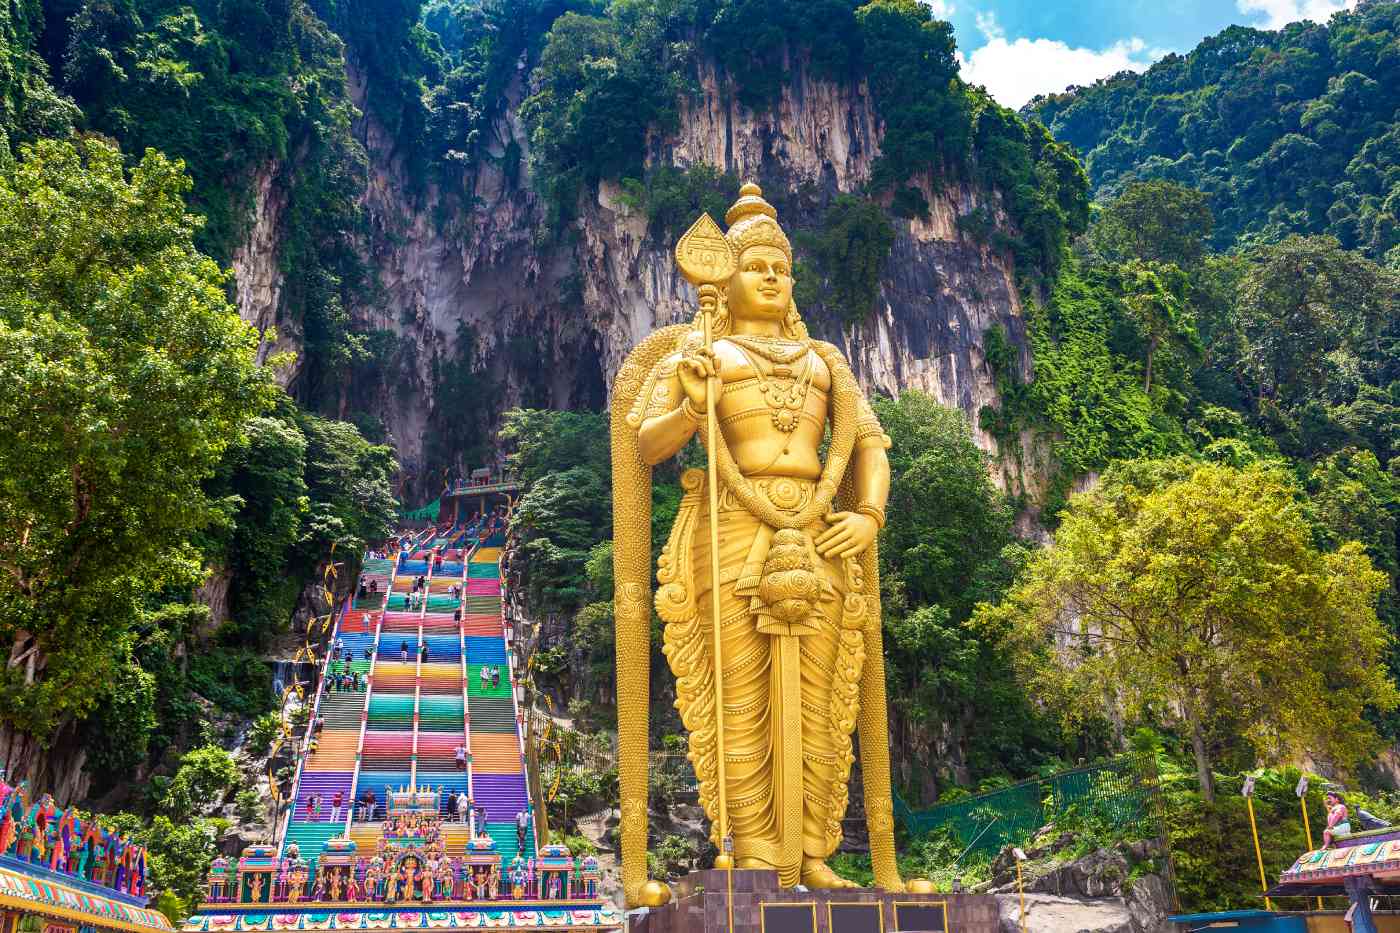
[646,337,888,885]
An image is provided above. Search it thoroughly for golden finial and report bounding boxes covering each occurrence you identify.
[725,181,777,226]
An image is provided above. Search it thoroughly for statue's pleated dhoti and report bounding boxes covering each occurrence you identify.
[662,475,861,885]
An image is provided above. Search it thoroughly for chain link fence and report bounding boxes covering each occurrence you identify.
[894,754,1165,858]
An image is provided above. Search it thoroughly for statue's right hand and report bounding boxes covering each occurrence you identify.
[678,348,719,409]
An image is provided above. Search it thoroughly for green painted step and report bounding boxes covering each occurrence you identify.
[318,692,365,729]
[418,695,465,731]
[483,823,535,865]
[368,693,414,727]
[283,822,343,867]
[467,564,499,579]
[466,665,511,699]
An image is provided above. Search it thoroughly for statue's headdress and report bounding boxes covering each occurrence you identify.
[724,183,791,264]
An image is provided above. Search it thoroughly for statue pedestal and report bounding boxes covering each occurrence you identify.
[626,870,999,933]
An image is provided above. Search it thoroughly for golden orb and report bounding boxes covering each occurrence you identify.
[639,880,673,907]
[714,853,734,870]
[906,878,936,894]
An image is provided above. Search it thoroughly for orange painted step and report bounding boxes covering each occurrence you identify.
[470,548,501,563]
[463,619,502,637]
[306,731,358,769]
[349,825,383,852]
[442,825,472,852]
[468,733,523,774]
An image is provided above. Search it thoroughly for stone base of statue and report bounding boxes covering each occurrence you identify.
[626,870,999,933]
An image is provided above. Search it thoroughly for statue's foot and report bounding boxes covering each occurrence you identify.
[800,859,858,889]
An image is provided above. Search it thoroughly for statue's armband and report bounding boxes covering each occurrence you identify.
[854,396,891,450]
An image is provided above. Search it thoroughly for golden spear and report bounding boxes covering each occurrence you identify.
[674,213,738,868]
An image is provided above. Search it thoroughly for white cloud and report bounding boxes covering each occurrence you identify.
[921,0,954,17]
[959,13,1161,110]
[1236,0,1359,29]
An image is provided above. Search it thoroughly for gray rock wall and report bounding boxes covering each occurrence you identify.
[230,54,1041,496]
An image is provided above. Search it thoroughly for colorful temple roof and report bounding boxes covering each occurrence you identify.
[1275,827,1400,895]
[0,855,173,933]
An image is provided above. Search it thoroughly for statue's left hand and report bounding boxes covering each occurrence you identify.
[816,512,879,559]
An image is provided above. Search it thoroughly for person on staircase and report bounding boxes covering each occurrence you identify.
[515,808,529,852]
[330,791,344,824]
[456,791,470,824]
[421,642,430,664]
[401,641,410,663]
[454,743,467,772]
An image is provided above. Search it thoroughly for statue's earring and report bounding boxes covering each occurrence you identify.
[783,301,801,339]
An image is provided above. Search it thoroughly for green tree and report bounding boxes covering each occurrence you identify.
[0,138,274,741]
[160,744,240,821]
[1089,180,1214,268]
[984,458,1397,801]
[793,194,896,324]
[105,811,219,922]
[873,394,1053,797]
[1234,235,1397,407]
[1119,260,1193,393]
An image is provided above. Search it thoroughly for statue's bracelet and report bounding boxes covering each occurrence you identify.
[681,398,704,424]
[856,504,887,528]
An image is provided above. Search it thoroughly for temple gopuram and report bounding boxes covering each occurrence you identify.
[0,776,173,933]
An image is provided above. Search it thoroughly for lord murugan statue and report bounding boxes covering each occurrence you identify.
[612,183,905,907]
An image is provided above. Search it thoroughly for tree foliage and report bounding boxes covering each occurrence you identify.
[0,138,274,736]
[984,458,1397,801]
[1026,2,1400,267]
[874,394,1058,798]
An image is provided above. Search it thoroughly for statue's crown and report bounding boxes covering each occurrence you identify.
[725,182,791,264]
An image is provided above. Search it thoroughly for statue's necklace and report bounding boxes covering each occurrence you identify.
[730,336,814,433]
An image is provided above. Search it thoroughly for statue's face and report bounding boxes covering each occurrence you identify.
[727,245,792,322]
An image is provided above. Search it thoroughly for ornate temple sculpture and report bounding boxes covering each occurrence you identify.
[611,183,904,907]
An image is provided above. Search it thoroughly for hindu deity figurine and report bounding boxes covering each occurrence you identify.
[0,781,25,855]
[612,183,907,906]
[248,872,265,903]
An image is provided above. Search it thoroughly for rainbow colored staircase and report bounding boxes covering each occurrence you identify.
[278,529,535,879]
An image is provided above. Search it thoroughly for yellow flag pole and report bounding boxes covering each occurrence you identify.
[1246,793,1273,911]
[1299,795,1323,911]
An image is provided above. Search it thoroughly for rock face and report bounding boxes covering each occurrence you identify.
[232,54,1035,493]
[986,839,1174,933]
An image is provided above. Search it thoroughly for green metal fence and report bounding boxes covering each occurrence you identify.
[894,754,1162,858]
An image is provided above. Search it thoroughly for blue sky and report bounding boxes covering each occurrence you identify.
[938,0,1361,108]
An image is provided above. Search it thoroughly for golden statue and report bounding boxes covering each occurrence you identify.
[611,183,904,907]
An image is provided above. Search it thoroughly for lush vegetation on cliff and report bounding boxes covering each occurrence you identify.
[1025,0,1400,266]
[520,0,1087,283]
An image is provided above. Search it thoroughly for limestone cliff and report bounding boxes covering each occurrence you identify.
[234,53,1037,494]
